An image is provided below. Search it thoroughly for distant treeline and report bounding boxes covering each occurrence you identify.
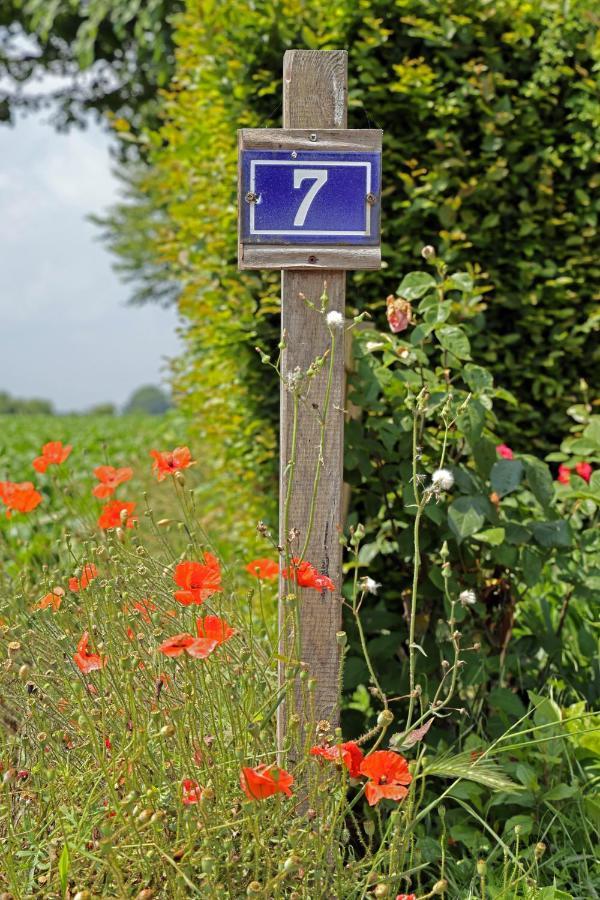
[0,385,172,416]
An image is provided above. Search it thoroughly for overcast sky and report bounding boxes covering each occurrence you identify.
[0,110,181,412]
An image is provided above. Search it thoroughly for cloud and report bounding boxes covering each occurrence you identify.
[0,113,181,410]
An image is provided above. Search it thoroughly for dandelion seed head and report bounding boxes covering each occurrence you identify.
[431,468,454,491]
[326,310,344,329]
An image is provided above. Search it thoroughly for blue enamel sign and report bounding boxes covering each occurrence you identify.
[240,150,381,245]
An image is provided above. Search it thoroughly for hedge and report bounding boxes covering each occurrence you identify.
[109,0,600,535]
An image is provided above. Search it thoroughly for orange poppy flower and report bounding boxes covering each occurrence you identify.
[73,631,107,674]
[97,500,137,530]
[0,481,43,517]
[196,614,235,645]
[173,555,222,605]
[310,741,364,778]
[150,446,195,482]
[69,563,98,592]
[32,441,72,474]
[246,558,279,580]
[359,751,412,807]
[283,558,335,592]
[158,632,218,659]
[240,764,294,801]
[182,778,203,805]
[35,586,65,612]
[92,465,133,498]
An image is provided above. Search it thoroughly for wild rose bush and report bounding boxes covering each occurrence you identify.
[0,272,598,897]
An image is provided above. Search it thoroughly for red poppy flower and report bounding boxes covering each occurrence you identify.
[35,586,65,612]
[496,444,514,460]
[359,751,412,807]
[396,895,416,900]
[246,558,279,580]
[69,563,98,592]
[283,558,335,592]
[173,555,222,605]
[557,464,571,485]
[32,441,72,474]
[150,446,195,482]
[240,764,294,801]
[131,598,156,623]
[196,614,235,645]
[92,465,133,498]
[182,778,203,805]
[310,740,364,778]
[575,462,592,483]
[157,633,218,659]
[0,481,43,517]
[97,500,137,530]
[73,631,107,674]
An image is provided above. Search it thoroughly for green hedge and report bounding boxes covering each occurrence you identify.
[110,0,599,531]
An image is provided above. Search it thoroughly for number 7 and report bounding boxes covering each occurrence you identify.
[293,169,328,226]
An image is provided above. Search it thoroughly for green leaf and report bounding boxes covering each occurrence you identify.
[489,687,527,718]
[457,400,485,445]
[532,520,571,548]
[544,783,578,802]
[473,527,505,546]
[463,363,493,393]
[397,271,436,300]
[447,496,489,543]
[436,325,471,360]
[523,455,554,510]
[490,459,523,496]
[58,844,70,897]
[447,271,474,293]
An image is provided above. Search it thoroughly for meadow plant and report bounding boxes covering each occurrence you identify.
[0,270,598,898]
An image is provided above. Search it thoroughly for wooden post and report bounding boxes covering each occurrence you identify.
[278,50,347,749]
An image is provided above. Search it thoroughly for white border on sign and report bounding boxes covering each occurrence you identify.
[249,160,372,236]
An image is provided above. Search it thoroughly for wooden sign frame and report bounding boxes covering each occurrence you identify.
[237,127,382,271]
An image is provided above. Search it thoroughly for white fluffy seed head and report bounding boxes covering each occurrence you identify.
[459,589,477,607]
[431,468,455,491]
[360,576,381,595]
[326,310,344,329]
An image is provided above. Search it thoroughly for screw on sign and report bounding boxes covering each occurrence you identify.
[237,50,382,753]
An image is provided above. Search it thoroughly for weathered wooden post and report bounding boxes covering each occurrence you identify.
[238,50,382,752]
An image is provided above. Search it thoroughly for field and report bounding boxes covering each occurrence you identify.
[0,404,599,899]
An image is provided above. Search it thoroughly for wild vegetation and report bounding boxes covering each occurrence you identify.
[1,270,598,898]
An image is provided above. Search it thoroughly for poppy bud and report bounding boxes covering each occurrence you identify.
[175,471,185,486]
[246,883,262,895]
[8,641,21,656]
[3,768,16,784]
[476,859,486,876]
[73,892,92,900]
[535,842,547,859]
[18,664,31,681]
[364,820,375,837]
[160,724,175,737]
[374,885,389,898]
[283,855,300,874]
[137,808,153,824]
[116,527,125,543]
[377,709,394,727]
[432,880,448,894]
[136,891,154,900]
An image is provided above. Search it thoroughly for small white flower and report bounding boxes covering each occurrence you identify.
[431,468,454,492]
[360,576,381,595]
[326,310,344,329]
[459,589,477,607]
